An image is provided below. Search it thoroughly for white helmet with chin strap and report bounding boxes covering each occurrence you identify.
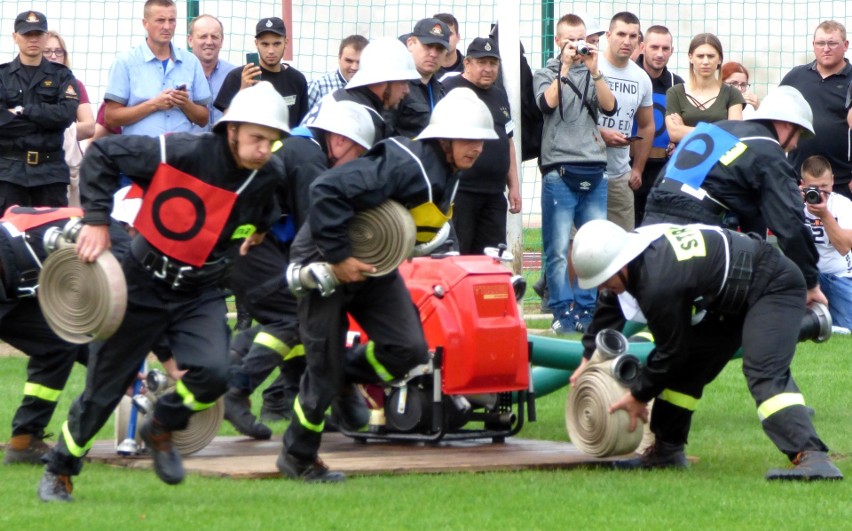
[346,38,421,89]
[310,97,376,149]
[213,81,291,134]
[418,88,499,140]
[572,220,670,289]
[746,85,815,138]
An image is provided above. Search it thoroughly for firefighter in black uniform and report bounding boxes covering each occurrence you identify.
[305,37,420,143]
[643,86,826,306]
[0,204,131,465]
[37,82,291,502]
[0,11,79,211]
[224,100,376,438]
[277,88,498,482]
[572,220,843,481]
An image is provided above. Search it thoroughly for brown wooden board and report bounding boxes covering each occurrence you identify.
[84,434,627,479]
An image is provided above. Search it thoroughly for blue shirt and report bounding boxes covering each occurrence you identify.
[190,58,236,133]
[306,69,347,110]
[104,40,211,137]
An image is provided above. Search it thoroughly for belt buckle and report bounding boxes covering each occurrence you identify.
[172,265,192,290]
[153,255,170,280]
[26,151,39,165]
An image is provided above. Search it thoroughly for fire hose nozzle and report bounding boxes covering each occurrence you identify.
[43,219,85,254]
[286,262,339,298]
[593,329,629,362]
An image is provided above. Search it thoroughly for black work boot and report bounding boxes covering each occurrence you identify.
[260,401,292,422]
[328,384,370,432]
[224,388,272,439]
[38,470,74,502]
[276,451,345,483]
[4,433,50,465]
[766,451,844,481]
[612,440,689,470]
[139,418,184,485]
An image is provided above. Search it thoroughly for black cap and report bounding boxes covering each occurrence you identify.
[256,17,286,38]
[467,37,500,59]
[14,11,48,34]
[409,18,450,48]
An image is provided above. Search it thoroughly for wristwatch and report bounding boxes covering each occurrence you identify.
[591,72,604,81]
[12,106,23,116]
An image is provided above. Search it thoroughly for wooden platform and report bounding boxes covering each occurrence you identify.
[86,434,624,479]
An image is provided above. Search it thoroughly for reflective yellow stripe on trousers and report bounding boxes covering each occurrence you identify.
[757,393,805,421]
[176,380,217,411]
[24,382,62,402]
[659,389,699,411]
[294,396,324,433]
[61,421,93,457]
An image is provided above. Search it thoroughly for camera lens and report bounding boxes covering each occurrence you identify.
[805,188,822,205]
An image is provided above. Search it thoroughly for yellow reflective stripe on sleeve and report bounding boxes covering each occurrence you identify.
[664,226,707,262]
[272,139,283,152]
[294,396,324,433]
[175,380,217,412]
[719,142,748,166]
[659,389,699,411]
[365,341,394,382]
[254,331,290,356]
[285,343,305,361]
[757,393,805,421]
[62,421,92,457]
[231,224,257,240]
[23,382,62,402]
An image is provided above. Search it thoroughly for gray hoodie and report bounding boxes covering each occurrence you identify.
[533,57,609,169]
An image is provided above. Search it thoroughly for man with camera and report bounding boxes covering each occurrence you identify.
[801,155,852,330]
[532,13,617,334]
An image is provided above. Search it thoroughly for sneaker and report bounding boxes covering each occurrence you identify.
[550,309,577,336]
[37,470,73,502]
[612,440,689,470]
[139,418,184,485]
[4,433,50,465]
[276,451,345,483]
[224,389,273,440]
[766,451,844,481]
[574,310,593,333]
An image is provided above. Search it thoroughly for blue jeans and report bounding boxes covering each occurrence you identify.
[819,272,852,329]
[540,169,607,317]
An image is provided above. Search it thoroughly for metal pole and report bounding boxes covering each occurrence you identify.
[186,0,199,35]
[498,0,523,276]
[541,0,555,65]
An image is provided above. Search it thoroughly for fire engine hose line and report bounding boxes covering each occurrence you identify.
[348,199,416,276]
[566,329,644,457]
[38,236,127,344]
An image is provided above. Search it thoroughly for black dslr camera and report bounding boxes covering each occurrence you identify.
[803,187,823,205]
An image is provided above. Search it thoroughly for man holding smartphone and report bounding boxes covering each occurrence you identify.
[103,0,210,136]
[215,17,308,129]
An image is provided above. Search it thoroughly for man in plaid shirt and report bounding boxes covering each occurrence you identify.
[306,35,368,109]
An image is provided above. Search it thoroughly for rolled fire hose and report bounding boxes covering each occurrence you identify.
[115,372,225,457]
[566,329,645,457]
[38,220,127,344]
[287,199,417,296]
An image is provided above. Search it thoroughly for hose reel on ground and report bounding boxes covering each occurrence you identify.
[566,329,645,457]
[39,219,127,344]
[114,369,224,456]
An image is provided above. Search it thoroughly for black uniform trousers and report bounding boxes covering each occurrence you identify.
[228,236,304,406]
[453,190,508,255]
[633,158,667,227]
[0,181,68,212]
[1,299,87,437]
[283,271,428,461]
[651,255,827,459]
[45,256,231,476]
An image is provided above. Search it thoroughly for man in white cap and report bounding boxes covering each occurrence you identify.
[278,88,497,482]
[38,82,290,502]
[571,219,843,481]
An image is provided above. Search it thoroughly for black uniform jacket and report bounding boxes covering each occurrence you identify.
[0,57,79,185]
[308,137,455,264]
[583,226,783,402]
[277,130,330,231]
[395,76,444,138]
[79,132,281,263]
[648,120,819,288]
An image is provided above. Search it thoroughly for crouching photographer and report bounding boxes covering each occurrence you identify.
[801,155,852,331]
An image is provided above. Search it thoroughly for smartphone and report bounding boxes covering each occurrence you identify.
[625,135,643,142]
[175,83,187,91]
[246,52,262,80]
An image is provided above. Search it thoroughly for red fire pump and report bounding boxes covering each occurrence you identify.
[342,249,536,443]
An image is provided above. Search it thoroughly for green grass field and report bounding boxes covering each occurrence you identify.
[0,335,850,529]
